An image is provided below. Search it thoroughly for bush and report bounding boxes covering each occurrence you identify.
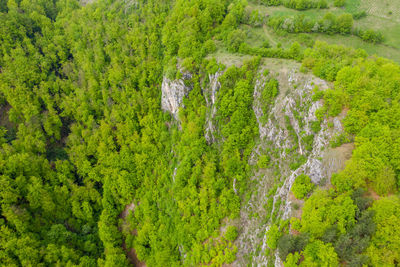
[277,233,309,261]
[225,226,238,241]
[258,154,271,168]
[336,14,353,34]
[289,154,307,170]
[354,28,384,43]
[262,0,282,6]
[261,78,279,113]
[291,174,315,199]
[262,40,271,48]
[334,0,345,7]
[310,121,321,133]
[203,39,216,54]
[330,133,350,148]
[266,224,281,249]
[226,29,246,52]
[302,134,315,151]
[249,10,265,27]
[290,217,302,231]
[352,11,367,20]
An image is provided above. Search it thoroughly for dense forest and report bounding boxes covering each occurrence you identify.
[0,0,399,266]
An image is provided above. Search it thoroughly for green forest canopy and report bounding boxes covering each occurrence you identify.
[0,0,399,266]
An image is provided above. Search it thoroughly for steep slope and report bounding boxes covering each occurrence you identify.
[157,57,354,266]
[234,59,351,266]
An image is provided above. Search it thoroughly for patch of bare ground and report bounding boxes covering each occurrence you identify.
[289,191,304,219]
[367,188,380,201]
[120,203,146,267]
[321,143,354,183]
[0,104,14,129]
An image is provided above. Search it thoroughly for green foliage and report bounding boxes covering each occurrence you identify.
[367,196,400,265]
[353,28,384,43]
[225,226,239,241]
[277,233,309,261]
[261,0,327,10]
[268,13,384,46]
[301,240,339,266]
[244,9,265,27]
[291,174,315,199]
[0,0,400,263]
[0,0,252,265]
[284,251,301,266]
[266,224,281,249]
[352,11,367,20]
[299,189,357,238]
[310,120,321,133]
[268,12,354,35]
[261,78,279,114]
[302,134,315,152]
[284,40,400,267]
[330,132,350,148]
[334,0,345,7]
[226,29,246,52]
[258,154,271,168]
[289,154,307,170]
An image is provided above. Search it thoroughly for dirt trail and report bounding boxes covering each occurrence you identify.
[263,25,277,46]
[120,203,146,267]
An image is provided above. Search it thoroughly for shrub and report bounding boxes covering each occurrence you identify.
[226,29,246,52]
[277,233,309,261]
[290,217,302,231]
[310,121,321,133]
[354,28,384,43]
[352,11,367,20]
[203,39,216,54]
[225,226,238,241]
[291,174,315,199]
[330,133,350,148]
[289,154,307,170]
[336,14,353,34]
[258,154,271,168]
[334,0,345,7]
[266,224,281,249]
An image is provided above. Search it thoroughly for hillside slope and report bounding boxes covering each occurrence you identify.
[0,0,399,266]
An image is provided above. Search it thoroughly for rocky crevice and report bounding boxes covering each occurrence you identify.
[161,72,193,119]
[203,72,222,143]
[235,65,348,266]
[159,62,350,266]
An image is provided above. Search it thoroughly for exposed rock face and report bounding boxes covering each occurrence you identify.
[161,72,192,119]
[235,65,349,266]
[80,0,95,5]
[204,72,222,143]
[120,203,147,267]
[159,60,351,266]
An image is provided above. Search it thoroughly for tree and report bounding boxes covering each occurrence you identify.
[334,0,346,7]
[367,196,400,265]
[225,226,238,241]
[266,224,281,249]
[301,240,339,266]
[291,174,315,199]
[336,14,353,34]
[226,29,246,52]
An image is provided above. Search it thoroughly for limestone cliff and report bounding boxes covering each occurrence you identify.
[161,72,192,119]
[234,61,351,266]
[160,59,352,266]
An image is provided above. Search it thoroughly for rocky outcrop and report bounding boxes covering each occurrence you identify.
[161,72,192,119]
[235,64,349,266]
[159,60,350,266]
[204,72,222,143]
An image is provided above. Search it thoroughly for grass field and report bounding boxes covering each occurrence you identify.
[245,0,400,63]
[355,0,400,49]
